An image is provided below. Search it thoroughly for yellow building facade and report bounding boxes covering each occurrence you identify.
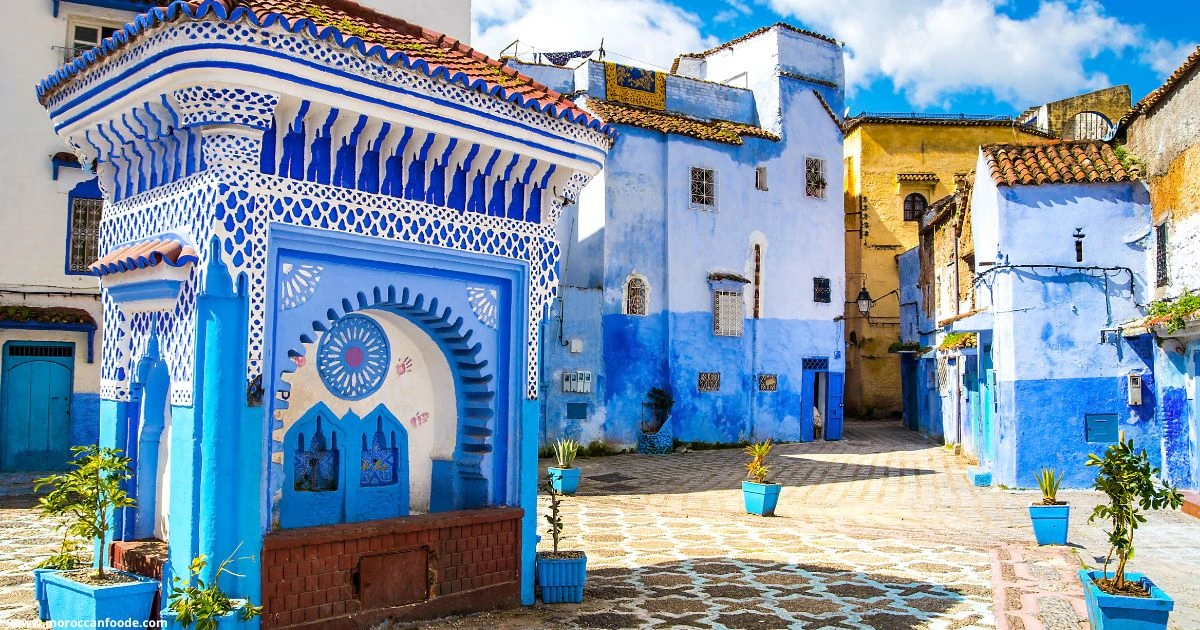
[842,118,1056,417]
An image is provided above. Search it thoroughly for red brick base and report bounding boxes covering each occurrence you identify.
[261,507,523,629]
[1182,491,1200,521]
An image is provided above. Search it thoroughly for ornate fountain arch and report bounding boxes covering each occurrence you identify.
[271,283,498,516]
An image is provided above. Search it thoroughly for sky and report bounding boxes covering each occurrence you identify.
[472,0,1200,116]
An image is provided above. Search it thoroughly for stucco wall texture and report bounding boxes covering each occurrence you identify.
[842,123,1052,417]
[1036,85,1131,137]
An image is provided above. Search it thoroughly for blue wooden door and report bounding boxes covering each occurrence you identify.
[825,372,845,440]
[1,343,74,471]
[800,370,816,442]
[978,347,996,468]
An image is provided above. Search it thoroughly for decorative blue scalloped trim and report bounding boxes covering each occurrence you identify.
[38,0,614,137]
[92,235,198,277]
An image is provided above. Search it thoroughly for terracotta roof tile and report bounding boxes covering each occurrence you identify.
[845,115,1058,139]
[585,98,778,146]
[1119,45,1200,128]
[91,237,198,277]
[38,0,609,135]
[980,141,1134,187]
[897,172,938,183]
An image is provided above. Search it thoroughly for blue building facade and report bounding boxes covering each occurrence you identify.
[512,25,849,448]
[39,0,610,625]
[901,141,1160,488]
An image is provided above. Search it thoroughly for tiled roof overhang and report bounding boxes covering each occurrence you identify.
[981,141,1134,187]
[91,237,199,277]
[36,0,613,137]
[1118,45,1200,130]
[844,116,1058,139]
[586,98,779,146]
[897,173,939,183]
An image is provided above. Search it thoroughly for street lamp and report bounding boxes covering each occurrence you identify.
[856,286,872,317]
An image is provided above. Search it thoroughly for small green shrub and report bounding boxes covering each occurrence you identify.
[543,472,564,554]
[1147,291,1200,334]
[34,445,135,580]
[166,545,263,630]
[1086,435,1183,593]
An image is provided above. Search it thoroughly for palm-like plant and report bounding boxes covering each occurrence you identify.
[1086,435,1183,591]
[1035,467,1063,505]
[34,445,136,580]
[166,544,263,630]
[744,439,774,484]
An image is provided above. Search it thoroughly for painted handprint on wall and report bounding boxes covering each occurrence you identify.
[395,356,414,377]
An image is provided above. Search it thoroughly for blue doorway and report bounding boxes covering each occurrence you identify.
[1,342,74,471]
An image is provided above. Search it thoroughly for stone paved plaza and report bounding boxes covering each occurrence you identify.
[4,422,1199,629]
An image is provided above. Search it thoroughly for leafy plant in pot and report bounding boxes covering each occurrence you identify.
[535,472,587,603]
[637,387,675,454]
[1079,435,1183,630]
[742,439,781,516]
[1028,467,1069,545]
[33,445,158,624]
[162,544,263,630]
[548,437,581,495]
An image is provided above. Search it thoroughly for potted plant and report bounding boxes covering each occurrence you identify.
[1029,467,1069,545]
[637,387,674,454]
[33,536,85,621]
[33,445,158,624]
[162,544,263,630]
[742,439,781,516]
[548,437,581,495]
[535,472,586,603]
[1079,435,1183,630]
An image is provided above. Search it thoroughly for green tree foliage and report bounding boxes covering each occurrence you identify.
[166,545,263,630]
[34,445,136,579]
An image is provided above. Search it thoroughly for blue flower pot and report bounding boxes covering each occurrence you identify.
[161,600,249,630]
[1078,569,1173,630]
[742,481,781,516]
[549,467,581,495]
[637,418,673,454]
[32,568,52,621]
[41,568,158,624]
[536,553,587,604]
[1029,503,1069,545]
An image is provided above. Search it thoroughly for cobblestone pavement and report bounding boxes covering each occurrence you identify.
[4,423,1198,629]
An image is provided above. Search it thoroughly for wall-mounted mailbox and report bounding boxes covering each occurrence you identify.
[1128,374,1142,406]
[562,370,593,394]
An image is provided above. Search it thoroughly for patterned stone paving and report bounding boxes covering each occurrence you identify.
[4,423,1198,629]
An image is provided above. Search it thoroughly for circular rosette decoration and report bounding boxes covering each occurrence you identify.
[317,314,391,400]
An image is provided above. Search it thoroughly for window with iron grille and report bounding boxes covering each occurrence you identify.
[68,197,102,274]
[625,276,648,316]
[805,157,826,199]
[712,289,744,336]
[690,167,717,210]
[903,193,927,221]
[61,20,121,64]
[752,245,763,318]
[813,277,831,303]
[698,372,721,392]
[802,357,829,371]
[1156,223,1169,287]
[6,344,73,358]
[758,374,778,392]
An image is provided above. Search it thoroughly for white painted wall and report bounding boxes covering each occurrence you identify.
[354,0,471,44]
[276,311,457,513]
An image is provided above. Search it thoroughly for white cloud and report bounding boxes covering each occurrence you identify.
[1140,39,1199,78]
[473,0,717,71]
[763,0,1168,109]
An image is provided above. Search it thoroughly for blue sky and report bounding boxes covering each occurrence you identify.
[474,0,1199,116]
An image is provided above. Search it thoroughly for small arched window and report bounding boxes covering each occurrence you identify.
[903,193,927,221]
[1063,111,1113,140]
[625,276,648,316]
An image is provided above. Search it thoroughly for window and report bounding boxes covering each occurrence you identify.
[690,167,716,210]
[752,245,763,318]
[698,372,721,392]
[625,276,648,315]
[758,374,778,392]
[65,20,121,63]
[1063,111,1113,141]
[813,277,831,303]
[903,193,927,221]
[755,166,768,191]
[805,157,826,199]
[712,289,744,336]
[1156,223,1170,287]
[68,196,102,274]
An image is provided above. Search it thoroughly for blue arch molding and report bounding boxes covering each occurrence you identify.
[277,285,497,508]
[37,0,614,137]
